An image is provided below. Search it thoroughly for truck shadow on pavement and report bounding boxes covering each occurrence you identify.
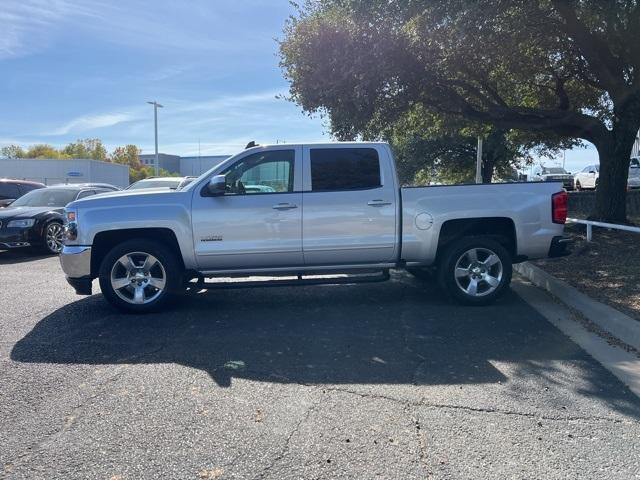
[0,250,52,264]
[10,274,640,418]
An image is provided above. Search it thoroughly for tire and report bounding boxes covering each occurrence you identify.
[575,181,581,191]
[406,266,436,282]
[437,236,512,306]
[594,179,599,190]
[41,221,64,255]
[98,239,183,314]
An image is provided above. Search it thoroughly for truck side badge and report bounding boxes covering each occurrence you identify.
[201,235,223,242]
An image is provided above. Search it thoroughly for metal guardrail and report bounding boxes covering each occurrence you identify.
[567,217,640,242]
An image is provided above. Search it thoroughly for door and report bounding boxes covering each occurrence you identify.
[192,147,303,270]
[301,145,398,265]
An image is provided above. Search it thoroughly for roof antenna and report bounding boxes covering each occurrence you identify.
[245,141,258,149]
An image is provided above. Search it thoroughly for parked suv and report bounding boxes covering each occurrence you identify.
[531,166,574,190]
[0,179,45,208]
[574,164,599,190]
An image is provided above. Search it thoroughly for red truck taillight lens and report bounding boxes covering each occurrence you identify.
[552,191,568,224]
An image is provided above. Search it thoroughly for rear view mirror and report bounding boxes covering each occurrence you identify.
[206,175,226,196]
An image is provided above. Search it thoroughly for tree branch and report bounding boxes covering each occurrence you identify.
[550,0,625,96]
[424,83,609,145]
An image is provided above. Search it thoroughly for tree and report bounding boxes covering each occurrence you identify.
[109,145,175,183]
[281,1,640,222]
[374,105,570,184]
[0,145,26,159]
[110,144,142,167]
[61,138,108,160]
[25,144,67,159]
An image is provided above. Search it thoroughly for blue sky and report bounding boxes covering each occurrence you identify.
[0,0,329,157]
[0,0,598,171]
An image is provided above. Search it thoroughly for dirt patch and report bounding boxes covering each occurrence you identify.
[532,222,640,320]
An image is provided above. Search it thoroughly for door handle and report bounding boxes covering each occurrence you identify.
[272,203,298,210]
[367,200,392,207]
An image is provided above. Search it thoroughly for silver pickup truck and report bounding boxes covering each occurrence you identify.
[60,142,569,313]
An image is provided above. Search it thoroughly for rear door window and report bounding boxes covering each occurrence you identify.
[310,148,381,191]
[76,190,96,199]
[0,183,20,200]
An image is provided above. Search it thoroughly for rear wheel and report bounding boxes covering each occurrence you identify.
[437,237,512,306]
[575,181,581,191]
[98,239,182,313]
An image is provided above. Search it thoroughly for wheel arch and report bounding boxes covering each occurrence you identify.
[436,217,517,261]
[91,228,185,277]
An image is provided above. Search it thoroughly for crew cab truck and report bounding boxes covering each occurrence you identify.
[60,142,569,313]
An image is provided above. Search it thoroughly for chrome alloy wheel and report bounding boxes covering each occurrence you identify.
[454,247,503,297]
[110,252,167,305]
[45,223,64,253]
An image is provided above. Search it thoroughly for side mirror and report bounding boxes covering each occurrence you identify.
[589,170,596,174]
[206,175,226,196]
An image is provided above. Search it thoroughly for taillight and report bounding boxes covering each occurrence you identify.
[552,191,568,224]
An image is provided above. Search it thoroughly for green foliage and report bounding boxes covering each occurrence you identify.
[0,145,26,159]
[281,0,640,221]
[25,144,68,159]
[109,144,142,167]
[61,138,107,160]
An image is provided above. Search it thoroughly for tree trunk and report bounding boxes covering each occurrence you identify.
[481,157,495,183]
[592,114,639,223]
[481,129,508,183]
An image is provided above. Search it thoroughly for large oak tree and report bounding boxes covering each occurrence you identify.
[280,0,640,222]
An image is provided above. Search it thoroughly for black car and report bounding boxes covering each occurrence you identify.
[0,185,114,254]
[0,179,45,208]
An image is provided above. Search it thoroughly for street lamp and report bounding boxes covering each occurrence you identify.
[147,101,163,176]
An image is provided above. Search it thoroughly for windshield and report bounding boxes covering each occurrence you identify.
[543,168,567,174]
[11,188,77,207]
[126,179,182,190]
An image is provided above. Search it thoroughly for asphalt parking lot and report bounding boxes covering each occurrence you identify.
[2,252,640,479]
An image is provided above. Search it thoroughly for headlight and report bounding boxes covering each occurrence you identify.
[7,219,35,228]
[65,208,78,241]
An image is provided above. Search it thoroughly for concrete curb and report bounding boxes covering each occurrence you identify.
[514,262,640,352]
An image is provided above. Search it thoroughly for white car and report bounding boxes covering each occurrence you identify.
[629,158,640,189]
[574,164,599,190]
[126,177,196,191]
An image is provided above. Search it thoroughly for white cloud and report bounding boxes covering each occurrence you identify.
[0,0,97,59]
[177,89,288,113]
[49,112,136,135]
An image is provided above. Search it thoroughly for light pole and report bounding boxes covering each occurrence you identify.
[475,136,483,184]
[147,101,163,176]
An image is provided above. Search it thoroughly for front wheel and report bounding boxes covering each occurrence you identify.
[437,237,512,306]
[41,221,65,254]
[98,239,183,313]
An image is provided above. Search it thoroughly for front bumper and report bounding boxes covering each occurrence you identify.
[0,227,33,249]
[60,245,93,295]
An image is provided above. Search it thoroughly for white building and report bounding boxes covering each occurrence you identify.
[179,155,229,176]
[0,158,129,188]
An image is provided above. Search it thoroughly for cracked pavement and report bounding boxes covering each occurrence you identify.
[2,252,640,479]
